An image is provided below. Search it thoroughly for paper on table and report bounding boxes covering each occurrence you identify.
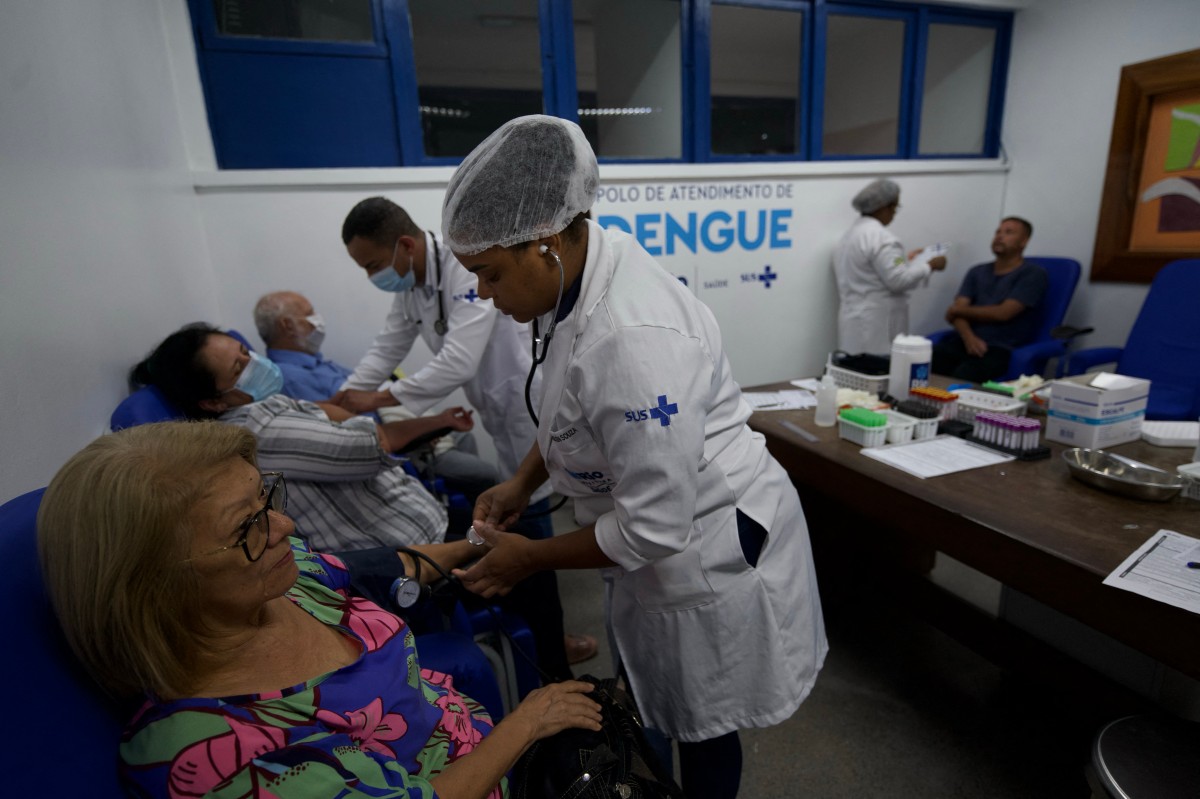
[1103,529,1200,615]
[860,435,1014,478]
[791,378,822,392]
[744,390,817,411]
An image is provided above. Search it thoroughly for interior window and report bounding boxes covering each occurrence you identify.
[408,0,544,158]
[573,0,683,160]
[710,4,803,157]
[918,22,997,155]
[212,0,374,42]
[822,13,906,156]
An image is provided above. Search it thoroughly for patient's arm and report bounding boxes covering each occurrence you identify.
[396,538,478,585]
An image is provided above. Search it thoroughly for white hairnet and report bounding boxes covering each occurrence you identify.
[442,115,599,256]
[852,179,901,214]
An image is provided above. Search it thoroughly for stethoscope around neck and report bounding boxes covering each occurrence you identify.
[402,232,448,336]
[524,244,565,427]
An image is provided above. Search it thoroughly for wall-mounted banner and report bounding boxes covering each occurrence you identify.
[594,180,796,298]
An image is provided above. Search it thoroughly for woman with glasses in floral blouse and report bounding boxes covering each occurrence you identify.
[37,420,600,799]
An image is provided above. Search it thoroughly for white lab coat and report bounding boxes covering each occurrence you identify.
[342,231,544,495]
[833,216,932,355]
[536,221,827,741]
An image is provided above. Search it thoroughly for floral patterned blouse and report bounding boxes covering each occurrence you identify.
[119,539,503,798]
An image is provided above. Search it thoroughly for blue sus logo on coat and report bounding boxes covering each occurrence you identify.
[625,395,679,427]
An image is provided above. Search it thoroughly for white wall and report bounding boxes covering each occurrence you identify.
[3,0,1199,507]
[0,0,219,500]
[999,0,1200,348]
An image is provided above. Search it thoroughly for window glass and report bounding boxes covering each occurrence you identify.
[573,0,683,159]
[918,23,996,155]
[823,14,905,156]
[408,0,544,158]
[710,4,802,156]
[212,0,373,42]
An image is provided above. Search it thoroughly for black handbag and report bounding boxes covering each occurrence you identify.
[510,675,684,799]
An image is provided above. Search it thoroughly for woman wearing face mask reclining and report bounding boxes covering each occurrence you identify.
[444,115,828,799]
[129,323,475,553]
[37,421,601,798]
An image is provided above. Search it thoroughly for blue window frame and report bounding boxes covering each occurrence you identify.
[187,0,1011,168]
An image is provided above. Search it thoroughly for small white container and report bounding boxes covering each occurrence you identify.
[881,410,916,444]
[955,389,1026,425]
[890,409,938,440]
[887,335,932,401]
[837,416,889,448]
[1177,462,1200,501]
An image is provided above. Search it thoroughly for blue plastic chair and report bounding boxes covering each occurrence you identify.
[0,488,128,799]
[1063,258,1200,421]
[927,256,1082,380]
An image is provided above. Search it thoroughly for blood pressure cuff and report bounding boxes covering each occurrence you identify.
[333,546,408,611]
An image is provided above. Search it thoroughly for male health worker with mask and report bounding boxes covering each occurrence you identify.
[333,197,546,498]
[444,116,827,799]
[332,197,598,673]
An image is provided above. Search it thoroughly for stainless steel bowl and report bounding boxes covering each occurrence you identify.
[1062,448,1184,501]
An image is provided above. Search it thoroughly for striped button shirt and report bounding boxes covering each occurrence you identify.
[220,395,447,552]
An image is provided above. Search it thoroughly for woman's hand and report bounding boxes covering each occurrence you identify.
[508,680,603,742]
[453,527,536,598]
[473,479,531,533]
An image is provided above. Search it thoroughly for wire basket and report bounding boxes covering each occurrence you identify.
[954,389,1026,425]
[825,364,890,396]
[837,415,889,448]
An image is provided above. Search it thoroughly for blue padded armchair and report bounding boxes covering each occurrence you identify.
[0,488,128,799]
[926,256,1082,380]
[1063,258,1200,421]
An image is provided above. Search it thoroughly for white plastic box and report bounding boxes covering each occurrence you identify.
[954,389,1026,425]
[837,416,889,448]
[1045,373,1150,449]
[881,410,916,444]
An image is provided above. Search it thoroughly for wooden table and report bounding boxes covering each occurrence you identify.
[749,382,1200,680]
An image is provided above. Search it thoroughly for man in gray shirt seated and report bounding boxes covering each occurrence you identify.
[932,217,1048,382]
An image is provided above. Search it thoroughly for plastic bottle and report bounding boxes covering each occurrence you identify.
[815,373,838,427]
[888,334,933,402]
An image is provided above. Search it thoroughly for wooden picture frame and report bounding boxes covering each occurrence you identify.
[1092,48,1200,283]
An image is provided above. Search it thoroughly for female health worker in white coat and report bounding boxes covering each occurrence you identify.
[832,178,947,354]
[443,116,827,799]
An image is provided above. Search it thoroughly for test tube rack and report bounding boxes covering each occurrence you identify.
[964,411,1050,461]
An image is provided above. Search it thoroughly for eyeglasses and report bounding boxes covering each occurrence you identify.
[189,472,287,563]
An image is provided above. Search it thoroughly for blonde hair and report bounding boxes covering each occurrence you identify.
[37,421,258,699]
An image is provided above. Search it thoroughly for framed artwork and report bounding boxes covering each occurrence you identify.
[1092,48,1200,283]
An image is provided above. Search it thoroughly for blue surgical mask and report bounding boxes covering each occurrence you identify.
[370,261,415,293]
[232,351,284,401]
[369,240,416,293]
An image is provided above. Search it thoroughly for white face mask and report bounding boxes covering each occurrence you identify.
[302,313,326,354]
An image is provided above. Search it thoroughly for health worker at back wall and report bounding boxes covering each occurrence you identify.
[833,178,947,354]
[443,115,827,799]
